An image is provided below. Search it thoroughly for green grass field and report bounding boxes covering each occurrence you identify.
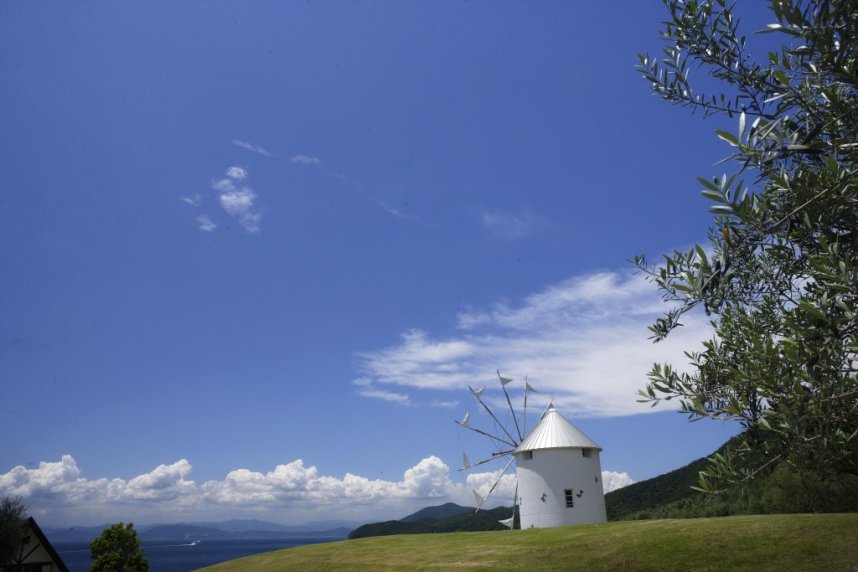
[199,513,858,571]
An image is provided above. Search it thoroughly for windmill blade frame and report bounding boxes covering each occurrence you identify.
[455,373,539,528]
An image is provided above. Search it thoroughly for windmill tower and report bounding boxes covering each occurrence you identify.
[513,404,607,528]
[458,373,607,529]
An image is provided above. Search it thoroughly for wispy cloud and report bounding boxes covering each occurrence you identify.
[211,166,263,233]
[375,200,436,227]
[353,378,458,408]
[290,154,323,166]
[480,209,540,240]
[353,377,411,404]
[1,455,632,526]
[181,194,202,207]
[356,270,710,417]
[287,153,438,227]
[196,215,217,232]
[232,140,272,157]
[430,400,460,409]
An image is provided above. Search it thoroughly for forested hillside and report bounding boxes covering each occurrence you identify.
[606,436,858,520]
[348,504,517,539]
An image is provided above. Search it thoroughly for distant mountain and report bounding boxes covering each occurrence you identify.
[185,519,360,534]
[42,524,112,543]
[349,504,517,539]
[44,519,355,543]
[141,523,352,540]
[141,524,227,540]
[188,519,294,533]
[400,502,473,523]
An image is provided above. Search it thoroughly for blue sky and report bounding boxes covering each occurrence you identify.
[1,1,775,526]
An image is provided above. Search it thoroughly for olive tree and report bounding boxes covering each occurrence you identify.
[90,522,149,572]
[635,0,857,492]
[0,497,27,566]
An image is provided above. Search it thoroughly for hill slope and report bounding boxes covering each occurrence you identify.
[605,450,711,520]
[348,504,515,539]
[604,435,858,520]
[400,502,472,523]
[201,513,858,571]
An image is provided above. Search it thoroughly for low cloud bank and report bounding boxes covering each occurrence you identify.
[1,456,633,527]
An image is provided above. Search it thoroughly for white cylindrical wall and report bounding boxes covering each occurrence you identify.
[514,448,607,528]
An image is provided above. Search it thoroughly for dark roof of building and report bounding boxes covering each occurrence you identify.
[25,517,70,572]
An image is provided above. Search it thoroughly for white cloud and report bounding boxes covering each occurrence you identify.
[181,194,201,207]
[353,378,460,408]
[357,387,411,404]
[377,201,416,222]
[601,470,635,493]
[0,455,634,526]
[211,167,263,233]
[357,270,711,417]
[430,400,460,409]
[196,215,217,232]
[226,166,247,181]
[375,200,436,227]
[0,455,469,526]
[290,154,323,166]
[219,187,257,215]
[232,140,272,157]
[480,209,539,240]
[466,468,517,501]
[125,460,196,501]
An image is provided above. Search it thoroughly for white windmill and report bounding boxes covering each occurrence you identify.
[457,372,607,529]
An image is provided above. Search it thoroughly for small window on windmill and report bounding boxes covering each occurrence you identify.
[564,488,574,508]
[582,448,593,458]
[522,451,533,461]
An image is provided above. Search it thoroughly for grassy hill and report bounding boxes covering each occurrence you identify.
[200,513,858,571]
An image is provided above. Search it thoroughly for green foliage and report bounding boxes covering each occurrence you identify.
[605,446,717,520]
[635,0,858,494]
[89,522,149,572]
[608,457,858,520]
[0,496,27,566]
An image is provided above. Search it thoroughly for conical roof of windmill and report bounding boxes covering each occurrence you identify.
[515,403,602,452]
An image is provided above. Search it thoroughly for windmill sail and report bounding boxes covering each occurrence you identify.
[523,377,537,437]
[469,385,519,446]
[497,481,518,528]
[460,455,502,471]
[456,421,517,448]
[457,371,534,525]
[498,371,523,441]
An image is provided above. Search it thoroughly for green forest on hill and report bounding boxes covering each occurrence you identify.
[605,436,858,520]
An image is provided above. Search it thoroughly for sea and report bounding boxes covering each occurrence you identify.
[54,537,343,572]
